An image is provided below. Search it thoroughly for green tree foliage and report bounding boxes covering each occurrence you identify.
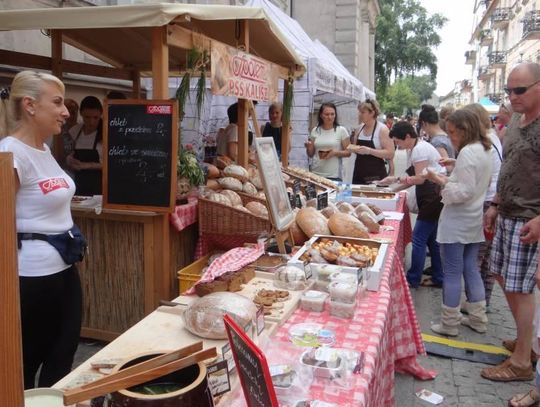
[403,75,437,104]
[375,0,446,101]
[380,79,420,117]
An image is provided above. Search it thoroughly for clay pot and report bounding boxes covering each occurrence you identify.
[104,353,214,407]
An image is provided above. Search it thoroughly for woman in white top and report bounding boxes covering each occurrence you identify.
[463,103,503,308]
[424,109,493,337]
[305,102,350,181]
[0,71,82,388]
[382,121,446,288]
[348,99,394,184]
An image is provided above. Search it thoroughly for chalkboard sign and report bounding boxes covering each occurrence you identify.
[103,100,178,212]
[317,192,328,210]
[224,315,279,407]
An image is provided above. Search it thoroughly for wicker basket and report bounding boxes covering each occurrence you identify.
[198,195,272,238]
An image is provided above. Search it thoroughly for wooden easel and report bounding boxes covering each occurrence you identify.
[273,219,295,255]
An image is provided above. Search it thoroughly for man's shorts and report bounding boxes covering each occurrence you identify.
[490,216,538,293]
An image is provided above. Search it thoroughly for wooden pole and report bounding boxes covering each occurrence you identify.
[281,78,291,167]
[237,20,250,168]
[0,153,24,407]
[50,30,65,164]
[151,26,172,305]
[131,70,141,99]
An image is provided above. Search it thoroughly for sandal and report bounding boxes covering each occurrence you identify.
[508,388,540,407]
[481,359,534,382]
[502,339,538,363]
[420,277,442,288]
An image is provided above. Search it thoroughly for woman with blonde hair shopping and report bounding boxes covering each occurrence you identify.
[0,71,83,388]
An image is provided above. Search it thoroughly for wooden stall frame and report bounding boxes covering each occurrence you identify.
[0,153,24,407]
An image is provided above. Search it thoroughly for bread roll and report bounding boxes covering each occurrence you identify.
[218,176,243,191]
[251,174,263,190]
[336,202,355,214]
[206,164,220,179]
[208,193,232,206]
[358,212,380,233]
[245,201,269,218]
[296,207,330,237]
[354,203,378,219]
[328,212,369,238]
[216,155,233,169]
[321,202,339,219]
[242,181,258,196]
[206,179,221,191]
[220,190,242,206]
[224,164,249,182]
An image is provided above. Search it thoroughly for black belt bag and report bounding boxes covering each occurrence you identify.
[17,225,88,265]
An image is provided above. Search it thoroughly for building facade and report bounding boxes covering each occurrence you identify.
[467,0,540,104]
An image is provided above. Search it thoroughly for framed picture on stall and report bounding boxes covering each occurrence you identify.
[253,137,294,231]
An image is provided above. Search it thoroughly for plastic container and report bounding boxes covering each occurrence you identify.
[300,290,328,312]
[300,348,344,379]
[329,299,356,319]
[329,272,358,285]
[274,265,307,291]
[328,281,357,304]
[314,279,330,292]
[288,323,336,347]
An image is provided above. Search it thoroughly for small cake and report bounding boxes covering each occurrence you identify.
[328,281,357,303]
[195,280,228,297]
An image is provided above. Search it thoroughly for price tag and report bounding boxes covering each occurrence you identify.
[295,194,303,209]
[256,306,265,336]
[221,343,236,373]
[305,184,317,200]
[316,192,328,210]
[288,192,295,208]
[206,359,231,397]
[293,179,301,195]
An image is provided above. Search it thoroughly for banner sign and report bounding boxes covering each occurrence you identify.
[211,41,279,102]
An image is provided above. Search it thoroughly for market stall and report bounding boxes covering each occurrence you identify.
[0,2,305,342]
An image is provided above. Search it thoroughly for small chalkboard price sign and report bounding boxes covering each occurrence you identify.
[317,192,329,210]
[223,315,279,407]
[103,100,178,212]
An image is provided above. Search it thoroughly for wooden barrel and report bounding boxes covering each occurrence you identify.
[106,353,214,407]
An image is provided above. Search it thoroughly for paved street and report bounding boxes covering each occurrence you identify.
[394,250,536,407]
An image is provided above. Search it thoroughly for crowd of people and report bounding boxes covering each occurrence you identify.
[302,62,539,406]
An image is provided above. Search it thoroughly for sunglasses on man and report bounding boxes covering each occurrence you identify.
[504,79,540,96]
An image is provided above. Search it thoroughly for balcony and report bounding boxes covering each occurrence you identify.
[465,50,477,65]
[478,66,495,81]
[479,29,493,46]
[523,10,540,40]
[488,51,507,68]
[486,93,504,104]
[491,7,511,29]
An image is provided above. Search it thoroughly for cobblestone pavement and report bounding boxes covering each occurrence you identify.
[395,272,536,407]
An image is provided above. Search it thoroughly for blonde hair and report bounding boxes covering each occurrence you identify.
[463,103,491,130]
[0,70,65,137]
[447,109,491,151]
[358,98,380,118]
[268,102,283,114]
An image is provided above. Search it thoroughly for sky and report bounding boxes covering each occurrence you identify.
[419,0,475,96]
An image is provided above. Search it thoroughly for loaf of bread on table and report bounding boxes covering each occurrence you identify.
[218,176,243,191]
[220,190,242,206]
[358,212,380,233]
[328,212,370,238]
[296,207,330,237]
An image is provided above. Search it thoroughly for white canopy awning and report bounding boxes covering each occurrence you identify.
[0,2,305,75]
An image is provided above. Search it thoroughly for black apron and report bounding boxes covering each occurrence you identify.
[406,165,443,221]
[262,122,282,156]
[73,127,102,196]
[352,122,388,184]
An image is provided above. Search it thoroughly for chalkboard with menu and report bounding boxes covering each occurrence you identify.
[223,315,279,407]
[103,100,178,212]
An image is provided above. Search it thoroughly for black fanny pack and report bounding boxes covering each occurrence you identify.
[17,225,88,265]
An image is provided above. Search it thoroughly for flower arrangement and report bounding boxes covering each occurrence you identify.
[177,144,205,187]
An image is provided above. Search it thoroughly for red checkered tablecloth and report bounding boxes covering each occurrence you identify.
[169,197,198,232]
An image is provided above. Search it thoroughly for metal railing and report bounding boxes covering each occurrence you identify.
[523,10,540,39]
[491,7,511,24]
[488,51,507,65]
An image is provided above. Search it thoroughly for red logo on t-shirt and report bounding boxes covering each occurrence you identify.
[39,178,70,194]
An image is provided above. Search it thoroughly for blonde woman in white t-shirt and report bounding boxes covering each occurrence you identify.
[0,71,82,389]
[305,102,350,181]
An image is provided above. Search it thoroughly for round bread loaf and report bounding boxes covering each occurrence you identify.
[218,176,243,191]
[208,193,232,206]
[206,164,220,179]
[359,212,380,233]
[216,155,233,169]
[242,181,258,196]
[220,190,242,206]
[290,209,308,245]
[328,212,370,238]
[223,164,249,182]
[206,179,221,191]
[245,201,269,218]
[296,207,330,237]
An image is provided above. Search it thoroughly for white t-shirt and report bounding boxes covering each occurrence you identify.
[0,136,75,276]
[437,142,492,244]
[408,139,446,174]
[486,129,503,202]
[309,125,349,179]
[69,123,103,161]
[216,123,238,156]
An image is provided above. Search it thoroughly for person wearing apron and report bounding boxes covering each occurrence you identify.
[348,99,395,185]
[66,96,103,196]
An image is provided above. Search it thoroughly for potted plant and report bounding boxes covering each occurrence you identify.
[176,144,205,204]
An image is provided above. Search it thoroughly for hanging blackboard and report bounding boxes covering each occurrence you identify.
[103,100,178,212]
[223,315,279,407]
